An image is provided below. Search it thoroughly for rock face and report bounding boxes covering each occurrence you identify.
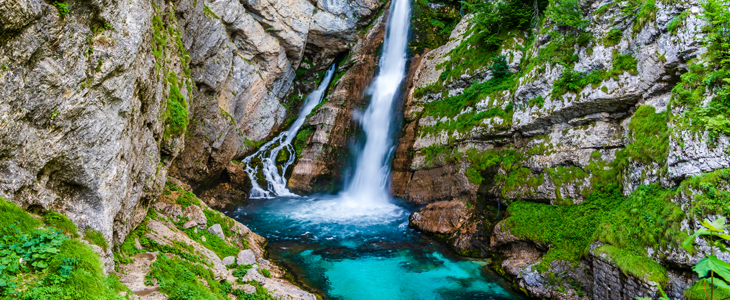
[0,0,382,255]
[288,8,390,192]
[392,0,727,299]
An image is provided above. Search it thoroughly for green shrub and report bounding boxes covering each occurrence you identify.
[52,2,69,17]
[613,106,669,169]
[261,269,271,278]
[546,0,588,31]
[667,11,688,34]
[603,29,622,46]
[527,95,545,108]
[594,245,668,285]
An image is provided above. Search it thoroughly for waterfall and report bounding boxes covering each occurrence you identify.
[242,64,337,199]
[340,0,410,204]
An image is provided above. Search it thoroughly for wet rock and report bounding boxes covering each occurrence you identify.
[409,200,468,234]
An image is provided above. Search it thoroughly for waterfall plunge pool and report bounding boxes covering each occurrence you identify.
[226,196,526,300]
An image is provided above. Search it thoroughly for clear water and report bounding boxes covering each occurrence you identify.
[227,196,525,300]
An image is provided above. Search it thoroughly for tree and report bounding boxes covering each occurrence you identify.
[545,0,587,33]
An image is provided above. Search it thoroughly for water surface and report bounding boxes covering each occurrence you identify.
[228,196,525,300]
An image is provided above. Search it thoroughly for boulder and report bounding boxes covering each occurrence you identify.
[222,256,236,266]
[237,249,256,265]
[183,205,207,230]
[207,224,225,240]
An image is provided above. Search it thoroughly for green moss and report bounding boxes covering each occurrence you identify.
[594,245,668,285]
[84,229,108,251]
[294,129,314,156]
[684,278,730,300]
[594,3,614,16]
[203,4,221,20]
[504,186,624,271]
[410,0,462,51]
[666,11,688,34]
[613,106,669,170]
[43,211,79,238]
[602,29,622,46]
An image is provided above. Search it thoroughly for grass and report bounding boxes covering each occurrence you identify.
[0,198,127,299]
[43,211,79,238]
[613,106,669,169]
[147,253,228,300]
[84,229,108,251]
[551,51,638,97]
[204,209,235,238]
[602,29,622,46]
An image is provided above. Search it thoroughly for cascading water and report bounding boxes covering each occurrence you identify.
[339,0,410,205]
[242,64,336,199]
[227,0,525,298]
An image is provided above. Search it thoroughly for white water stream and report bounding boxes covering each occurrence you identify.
[339,0,410,205]
[242,64,336,198]
[243,0,411,219]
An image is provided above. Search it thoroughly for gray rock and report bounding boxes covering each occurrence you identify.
[222,256,236,266]
[241,268,266,285]
[237,249,256,265]
[242,284,256,294]
[183,205,207,230]
[182,220,198,229]
[207,224,225,240]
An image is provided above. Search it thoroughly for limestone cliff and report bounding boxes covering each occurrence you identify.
[393,0,730,299]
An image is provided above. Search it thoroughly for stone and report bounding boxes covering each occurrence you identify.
[242,284,256,294]
[241,268,266,285]
[237,249,256,265]
[182,220,197,229]
[222,256,236,266]
[183,205,207,230]
[207,224,225,240]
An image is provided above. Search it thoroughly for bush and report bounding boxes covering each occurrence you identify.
[52,2,69,17]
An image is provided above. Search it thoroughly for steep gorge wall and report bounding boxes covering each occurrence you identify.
[392,0,730,298]
[0,0,382,264]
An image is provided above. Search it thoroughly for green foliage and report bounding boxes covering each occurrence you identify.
[147,253,229,300]
[165,181,202,209]
[164,85,189,138]
[232,264,254,280]
[628,0,657,32]
[594,245,668,285]
[613,106,669,170]
[438,0,543,83]
[261,268,271,278]
[596,185,685,256]
[546,0,588,31]
[232,282,276,300]
[667,11,688,34]
[528,95,545,108]
[551,51,638,97]
[683,217,730,299]
[43,211,79,238]
[53,2,69,17]
[671,0,730,143]
[203,209,235,239]
[0,199,126,299]
[603,29,623,46]
[84,229,108,251]
[505,186,624,271]
[182,226,239,259]
[0,198,41,234]
[410,0,462,51]
[680,168,730,216]
[294,129,313,156]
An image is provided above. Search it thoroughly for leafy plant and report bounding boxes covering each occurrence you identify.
[682,217,730,299]
[52,1,69,17]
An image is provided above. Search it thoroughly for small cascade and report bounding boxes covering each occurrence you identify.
[242,64,337,198]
